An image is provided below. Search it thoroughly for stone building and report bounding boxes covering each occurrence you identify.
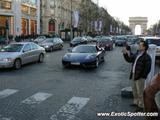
[40,0,81,39]
[0,0,40,37]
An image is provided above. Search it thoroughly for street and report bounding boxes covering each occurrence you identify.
[0,43,153,120]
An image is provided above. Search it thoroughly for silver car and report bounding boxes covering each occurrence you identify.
[0,42,46,69]
[39,38,63,52]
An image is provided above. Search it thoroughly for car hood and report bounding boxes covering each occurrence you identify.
[40,43,52,46]
[63,53,97,62]
[0,52,21,59]
[71,41,81,44]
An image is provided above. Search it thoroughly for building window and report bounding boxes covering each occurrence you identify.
[21,5,29,14]
[30,8,36,16]
[0,1,12,10]
[30,20,37,34]
[22,18,29,35]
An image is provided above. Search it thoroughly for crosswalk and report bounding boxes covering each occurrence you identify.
[0,89,90,120]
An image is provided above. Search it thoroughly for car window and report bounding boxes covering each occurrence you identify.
[0,44,23,52]
[31,43,39,50]
[23,44,31,52]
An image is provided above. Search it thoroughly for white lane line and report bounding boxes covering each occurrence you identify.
[0,89,18,99]
[22,92,52,105]
[0,115,12,120]
[50,97,90,120]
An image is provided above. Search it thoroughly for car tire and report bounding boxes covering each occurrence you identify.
[14,59,22,70]
[38,54,44,63]
[60,44,63,49]
[50,47,53,52]
[102,57,105,62]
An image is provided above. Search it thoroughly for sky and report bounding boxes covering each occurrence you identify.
[92,0,160,28]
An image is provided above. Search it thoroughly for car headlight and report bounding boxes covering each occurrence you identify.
[64,54,71,58]
[0,58,13,62]
[44,45,49,48]
[85,55,96,60]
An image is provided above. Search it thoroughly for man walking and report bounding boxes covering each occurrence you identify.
[122,40,151,111]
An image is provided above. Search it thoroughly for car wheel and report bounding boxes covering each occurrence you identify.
[102,56,105,62]
[50,47,53,52]
[95,58,99,68]
[38,54,44,63]
[14,59,21,70]
[60,44,63,49]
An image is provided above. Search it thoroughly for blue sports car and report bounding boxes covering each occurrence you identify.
[62,45,105,68]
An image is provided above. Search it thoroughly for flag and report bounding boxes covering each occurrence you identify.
[98,21,102,32]
[72,11,79,28]
[110,24,112,32]
[95,21,98,31]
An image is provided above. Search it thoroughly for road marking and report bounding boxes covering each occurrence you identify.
[50,97,90,120]
[0,89,18,99]
[0,115,12,120]
[22,92,52,105]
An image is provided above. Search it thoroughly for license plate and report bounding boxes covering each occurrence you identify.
[71,62,80,65]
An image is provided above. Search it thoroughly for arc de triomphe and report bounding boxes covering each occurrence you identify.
[129,17,148,35]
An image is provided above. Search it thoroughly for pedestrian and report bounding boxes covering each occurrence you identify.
[144,73,160,120]
[122,40,151,112]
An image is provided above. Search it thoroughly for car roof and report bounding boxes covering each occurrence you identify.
[140,37,160,40]
[11,42,35,45]
[77,44,96,47]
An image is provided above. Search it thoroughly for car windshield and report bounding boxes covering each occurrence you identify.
[0,44,23,52]
[117,37,126,40]
[99,39,110,42]
[72,46,97,53]
[146,39,160,46]
[43,39,53,43]
[72,37,82,42]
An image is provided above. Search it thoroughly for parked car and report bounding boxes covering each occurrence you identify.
[39,38,63,52]
[70,37,88,47]
[34,36,46,44]
[93,36,102,42]
[115,36,127,46]
[0,42,45,69]
[96,37,114,51]
[62,45,105,68]
[83,36,93,43]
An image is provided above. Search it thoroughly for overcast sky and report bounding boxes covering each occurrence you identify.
[92,0,160,28]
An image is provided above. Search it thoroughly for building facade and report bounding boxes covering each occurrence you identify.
[0,0,40,37]
[40,0,81,38]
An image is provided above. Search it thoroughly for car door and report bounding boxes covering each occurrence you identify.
[21,44,32,64]
[30,43,40,61]
[53,38,59,49]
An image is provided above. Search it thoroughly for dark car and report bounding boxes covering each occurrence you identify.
[96,37,114,51]
[115,36,127,46]
[39,38,63,52]
[70,37,88,47]
[62,45,105,68]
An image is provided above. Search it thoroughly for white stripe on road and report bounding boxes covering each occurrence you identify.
[0,89,18,99]
[22,92,52,105]
[50,97,90,120]
[0,115,12,120]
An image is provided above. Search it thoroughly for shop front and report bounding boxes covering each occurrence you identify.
[0,15,13,36]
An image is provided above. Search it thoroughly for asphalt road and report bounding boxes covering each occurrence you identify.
[0,43,153,120]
